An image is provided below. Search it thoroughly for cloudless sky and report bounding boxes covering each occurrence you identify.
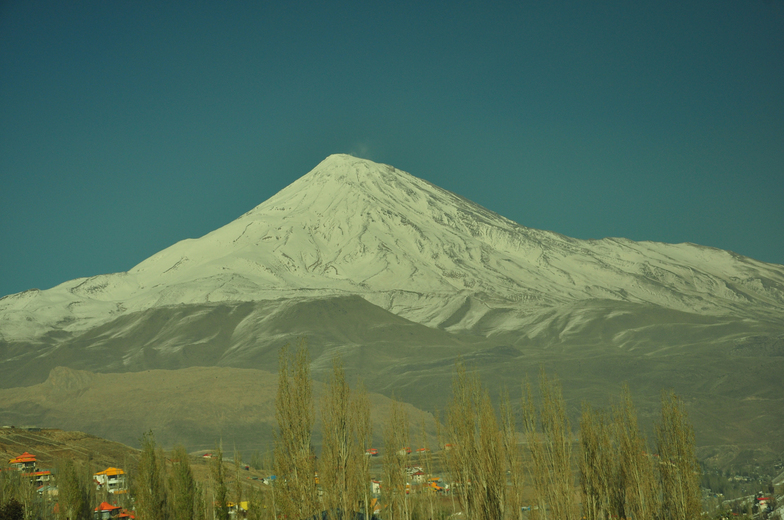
[1,0,783,297]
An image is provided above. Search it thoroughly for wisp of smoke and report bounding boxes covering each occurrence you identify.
[348,143,372,159]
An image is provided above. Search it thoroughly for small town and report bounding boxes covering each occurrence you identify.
[2,346,783,520]
[2,435,784,520]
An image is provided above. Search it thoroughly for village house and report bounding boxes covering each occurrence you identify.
[8,452,37,471]
[93,501,134,520]
[23,469,53,487]
[37,484,58,497]
[94,502,122,520]
[427,477,444,493]
[8,451,54,488]
[94,467,128,494]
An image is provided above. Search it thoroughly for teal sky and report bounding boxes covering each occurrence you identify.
[1,1,783,297]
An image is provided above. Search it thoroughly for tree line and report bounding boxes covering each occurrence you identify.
[272,343,702,520]
[442,366,701,520]
[1,341,702,520]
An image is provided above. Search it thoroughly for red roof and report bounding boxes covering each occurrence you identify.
[95,502,122,512]
[22,470,51,477]
[9,452,36,464]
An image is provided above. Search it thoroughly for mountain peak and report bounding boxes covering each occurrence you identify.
[244,154,431,220]
[2,154,783,344]
[302,153,409,186]
[301,153,398,182]
[319,153,379,167]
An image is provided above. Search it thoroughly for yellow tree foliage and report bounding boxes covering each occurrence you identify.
[274,341,319,520]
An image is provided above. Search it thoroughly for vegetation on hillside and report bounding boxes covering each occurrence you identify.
[1,342,713,520]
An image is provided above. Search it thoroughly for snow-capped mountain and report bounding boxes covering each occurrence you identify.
[2,154,783,343]
[3,154,784,465]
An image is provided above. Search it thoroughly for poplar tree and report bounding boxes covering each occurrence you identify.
[274,340,319,520]
[522,369,578,520]
[579,402,614,520]
[320,357,369,519]
[383,398,410,520]
[353,381,372,520]
[233,446,243,510]
[614,385,659,520]
[57,458,89,520]
[2,463,42,520]
[168,445,197,520]
[245,485,263,520]
[135,431,168,520]
[501,389,525,520]
[193,484,207,520]
[657,390,701,520]
[445,363,506,520]
[212,444,229,520]
[416,417,436,520]
[580,385,702,519]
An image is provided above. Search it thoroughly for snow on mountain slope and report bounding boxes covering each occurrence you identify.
[2,154,783,341]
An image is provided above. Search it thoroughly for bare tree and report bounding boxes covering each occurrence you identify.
[416,417,437,520]
[245,484,263,520]
[262,450,278,520]
[445,362,506,520]
[56,458,90,520]
[211,443,229,520]
[501,388,525,520]
[193,484,207,520]
[274,340,319,520]
[320,356,366,519]
[353,381,372,520]
[656,390,700,520]
[521,369,577,520]
[2,459,44,520]
[579,402,613,520]
[233,446,244,511]
[614,385,659,520]
[579,385,703,519]
[135,431,168,520]
[383,397,410,520]
[168,445,197,520]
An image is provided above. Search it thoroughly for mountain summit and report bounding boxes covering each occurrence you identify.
[2,154,783,342]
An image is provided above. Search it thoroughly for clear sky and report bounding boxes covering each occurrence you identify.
[1,1,783,298]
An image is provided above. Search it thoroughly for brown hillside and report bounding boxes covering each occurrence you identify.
[0,366,438,454]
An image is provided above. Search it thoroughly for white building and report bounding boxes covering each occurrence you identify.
[94,467,127,494]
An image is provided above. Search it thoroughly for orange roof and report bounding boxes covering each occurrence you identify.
[23,470,51,477]
[9,452,36,464]
[95,502,122,512]
[94,467,125,477]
